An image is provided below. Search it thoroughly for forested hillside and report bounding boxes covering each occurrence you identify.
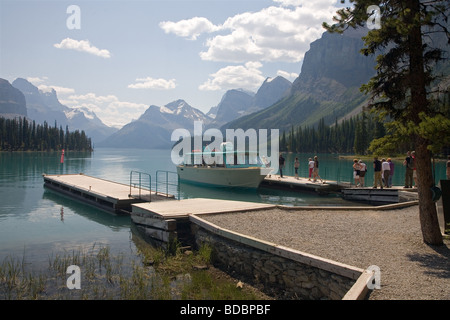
[0,117,92,151]
[279,113,386,154]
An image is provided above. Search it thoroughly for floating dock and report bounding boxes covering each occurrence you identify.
[342,186,418,204]
[261,174,419,204]
[43,173,174,214]
[262,175,349,194]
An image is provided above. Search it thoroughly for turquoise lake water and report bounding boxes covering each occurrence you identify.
[0,148,447,269]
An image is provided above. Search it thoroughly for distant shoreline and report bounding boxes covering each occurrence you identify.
[338,154,448,162]
[0,149,93,153]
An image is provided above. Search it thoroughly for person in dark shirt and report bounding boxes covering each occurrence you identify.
[312,156,322,183]
[373,156,383,189]
[403,151,413,188]
[279,154,285,178]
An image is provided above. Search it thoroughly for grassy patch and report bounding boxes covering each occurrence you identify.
[0,243,270,300]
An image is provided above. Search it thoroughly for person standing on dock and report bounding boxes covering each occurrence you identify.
[403,151,413,188]
[388,158,395,187]
[294,157,300,179]
[381,158,390,188]
[308,158,314,181]
[312,156,322,183]
[411,151,417,188]
[358,160,366,187]
[373,156,383,189]
[279,154,285,178]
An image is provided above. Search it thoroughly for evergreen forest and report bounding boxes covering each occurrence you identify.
[279,112,387,155]
[0,117,92,152]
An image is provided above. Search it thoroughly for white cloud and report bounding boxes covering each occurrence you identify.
[27,77,76,95]
[26,76,48,85]
[199,61,265,91]
[201,3,337,63]
[276,70,298,81]
[159,17,220,40]
[61,93,147,128]
[54,38,111,58]
[160,0,338,63]
[273,0,302,7]
[38,84,76,95]
[128,77,177,90]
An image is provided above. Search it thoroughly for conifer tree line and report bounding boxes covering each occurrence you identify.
[0,117,92,151]
[279,112,386,154]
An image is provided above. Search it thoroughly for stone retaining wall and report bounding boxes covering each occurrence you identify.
[190,215,369,300]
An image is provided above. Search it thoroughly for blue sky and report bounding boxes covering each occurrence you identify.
[1,0,343,128]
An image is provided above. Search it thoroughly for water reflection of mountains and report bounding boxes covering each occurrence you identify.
[43,189,131,231]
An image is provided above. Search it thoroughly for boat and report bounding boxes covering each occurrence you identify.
[176,143,273,188]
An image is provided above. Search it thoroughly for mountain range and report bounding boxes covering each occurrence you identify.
[3,27,445,150]
[0,73,293,149]
[98,28,378,150]
[208,76,292,127]
[0,78,117,143]
[98,100,210,149]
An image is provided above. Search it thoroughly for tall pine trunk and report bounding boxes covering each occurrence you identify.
[408,0,443,245]
[415,138,443,245]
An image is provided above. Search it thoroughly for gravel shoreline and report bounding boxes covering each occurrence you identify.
[201,204,450,300]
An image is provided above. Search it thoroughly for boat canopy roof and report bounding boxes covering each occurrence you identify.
[184,150,258,156]
[185,141,259,156]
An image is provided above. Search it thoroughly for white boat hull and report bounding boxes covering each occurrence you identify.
[177,165,270,188]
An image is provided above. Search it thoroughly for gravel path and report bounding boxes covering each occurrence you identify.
[202,204,450,300]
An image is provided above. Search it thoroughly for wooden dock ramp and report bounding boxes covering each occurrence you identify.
[131,198,276,247]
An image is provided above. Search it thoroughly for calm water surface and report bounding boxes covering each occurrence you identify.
[0,148,446,268]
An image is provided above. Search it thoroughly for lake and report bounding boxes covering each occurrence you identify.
[0,148,447,269]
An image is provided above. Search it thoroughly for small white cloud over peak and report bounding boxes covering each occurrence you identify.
[26,76,49,85]
[159,17,221,40]
[199,61,265,92]
[38,84,75,95]
[128,77,177,90]
[26,76,75,95]
[61,92,148,128]
[54,38,111,58]
[276,70,299,81]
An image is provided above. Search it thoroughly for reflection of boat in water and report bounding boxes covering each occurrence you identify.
[176,142,272,189]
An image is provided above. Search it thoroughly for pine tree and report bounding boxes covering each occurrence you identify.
[324,0,449,245]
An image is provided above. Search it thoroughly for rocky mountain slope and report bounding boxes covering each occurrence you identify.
[223,28,376,132]
[209,76,292,128]
[7,78,116,143]
[0,78,27,118]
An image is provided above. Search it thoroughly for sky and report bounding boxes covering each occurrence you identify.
[0,0,344,128]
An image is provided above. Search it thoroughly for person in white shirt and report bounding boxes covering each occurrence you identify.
[308,158,314,181]
[381,158,391,188]
[358,160,367,187]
